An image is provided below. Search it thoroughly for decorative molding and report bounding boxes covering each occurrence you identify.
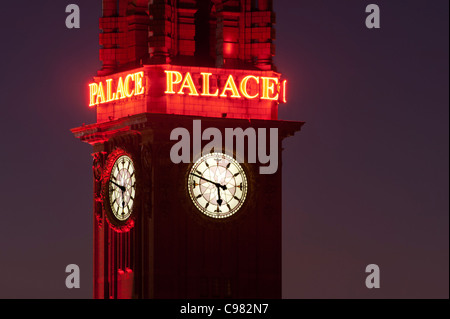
[93,151,107,227]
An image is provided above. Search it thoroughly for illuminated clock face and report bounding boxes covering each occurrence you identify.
[109,155,136,221]
[188,152,248,219]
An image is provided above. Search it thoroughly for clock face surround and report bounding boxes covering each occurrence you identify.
[108,154,136,222]
[188,152,248,219]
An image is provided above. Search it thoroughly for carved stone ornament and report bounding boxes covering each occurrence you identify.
[93,151,107,226]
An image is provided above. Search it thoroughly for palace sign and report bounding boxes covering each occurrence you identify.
[164,71,285,101]
[89,69,287,107]
[89,71,145,107]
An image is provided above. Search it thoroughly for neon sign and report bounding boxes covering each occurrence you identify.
[89,71,145,107]
[89,69,287,107]
[164,71,285,101]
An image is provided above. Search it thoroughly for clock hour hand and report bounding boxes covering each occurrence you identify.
[111,180,126,208]
[216,185,223,206]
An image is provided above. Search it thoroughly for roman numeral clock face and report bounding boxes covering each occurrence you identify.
[109,155,136,221]
[188,153,248,219]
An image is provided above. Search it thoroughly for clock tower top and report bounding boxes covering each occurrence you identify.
[99,0,277,75]
[88,0,285,124]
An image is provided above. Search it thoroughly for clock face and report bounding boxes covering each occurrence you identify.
[108,155,136,221]
[188,152,248,219]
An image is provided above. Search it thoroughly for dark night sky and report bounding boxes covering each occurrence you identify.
[0,1,448,298]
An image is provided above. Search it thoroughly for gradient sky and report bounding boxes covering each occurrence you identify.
[0,1,448,298]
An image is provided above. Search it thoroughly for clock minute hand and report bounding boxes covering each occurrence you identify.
[191,173,225,206]
[190,173,227,190]
[110,180,126,208]
[190,173,218,186]
[110,180,126,192]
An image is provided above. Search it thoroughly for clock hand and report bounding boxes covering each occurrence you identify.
[216,185,223,206]
[122,181,130,209]
[111,180,126,192]
[190,173,217,185]
[190,173,227,190]
[111,179,126,209]
[121,181,127,208]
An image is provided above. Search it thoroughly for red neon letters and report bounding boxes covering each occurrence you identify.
[164,71,281,101]
[89,71,144,107]
[89,70,286,107]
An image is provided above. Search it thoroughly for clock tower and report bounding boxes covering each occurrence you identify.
[72,0,303,299]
